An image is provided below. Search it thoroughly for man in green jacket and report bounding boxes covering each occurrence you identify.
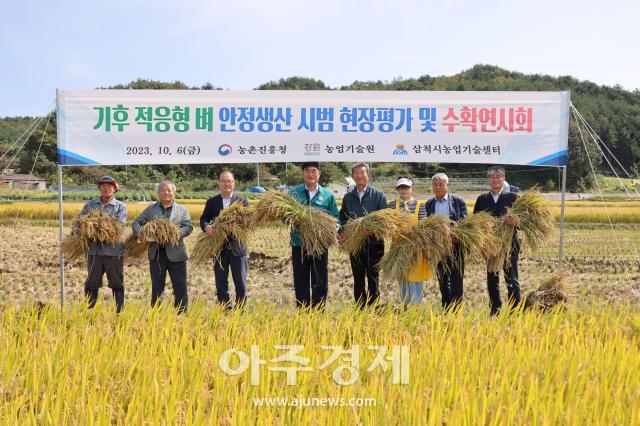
[289,162,339,308]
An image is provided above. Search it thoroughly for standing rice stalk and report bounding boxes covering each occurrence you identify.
[191,202,254,267]
[340,209,410,255]
[252,191,337,257]
[61,209,123,262]
[524,271,572,311]
[488,190,556,272]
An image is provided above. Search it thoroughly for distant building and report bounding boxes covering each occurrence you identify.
[0,169,47,190]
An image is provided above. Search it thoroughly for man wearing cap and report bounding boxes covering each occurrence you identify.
[339,162,387,308]
[388,176,431,307]
[200,170,249,309]
[289,162,339,308]
[425,173,468,310]
[473,166,520,315]
[132,180,193,313]
[78,176,127,312]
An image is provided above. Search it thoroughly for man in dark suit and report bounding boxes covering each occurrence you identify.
[473,166,521,315]
[200,170,249,309]
[425,173,468,310]
[339,162,387,308]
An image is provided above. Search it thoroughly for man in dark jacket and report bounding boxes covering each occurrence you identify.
[200,170,249,309]
[473,166,521,315]
[339,162,387,308]
[425,173,468,310]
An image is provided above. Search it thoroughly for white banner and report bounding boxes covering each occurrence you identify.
[56,90,569,166]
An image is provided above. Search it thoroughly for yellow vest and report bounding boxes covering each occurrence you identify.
[395,200,433,282]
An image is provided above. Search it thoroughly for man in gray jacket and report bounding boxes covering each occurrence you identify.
[80,176,127,312]
[132,180,193,312]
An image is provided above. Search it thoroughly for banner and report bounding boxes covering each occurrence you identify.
[56,90,569,166]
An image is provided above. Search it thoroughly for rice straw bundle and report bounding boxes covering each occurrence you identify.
[190,201,254,267]
[123,234,148,260]
[378,215,453,281]
[451,212,499,265]
[252,191,337,257]
[142,217,180,245]
[378,239,415,282]
[488,190,555,272]
[61,209,123,262]
[123,217,180,261]
[524,271,572,311]
[60,233,87,262]
[340,209,410,255]
[408,215,453,269]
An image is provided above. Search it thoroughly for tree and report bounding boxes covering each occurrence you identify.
[257,77,329,90]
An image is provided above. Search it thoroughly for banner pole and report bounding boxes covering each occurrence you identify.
[58,165,65,309]
[558,165,567,269]
[56,89,65,309]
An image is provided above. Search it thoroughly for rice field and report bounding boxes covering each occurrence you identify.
[2,199,640,223]
[0,303,638,424]
[0,199,639,424]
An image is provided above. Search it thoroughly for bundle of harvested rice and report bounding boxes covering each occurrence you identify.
[340,209,410,255]
[123,217,180,261]
[378,215,453,281]
[123,234,148,260]
[60,233,87,262]
[408,215,453,269]
[142,217,180,246]
[451,212,498,265]
[61,209,123,262]
[191,201,254,267]
[252,191,337,257]
[488,190,555,272]
[524,271,572,311]
[378,240,415,282]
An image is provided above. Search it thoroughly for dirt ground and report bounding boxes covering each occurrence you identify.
[1,222,639,309]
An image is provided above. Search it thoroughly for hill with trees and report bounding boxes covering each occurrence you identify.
[2,65,638,192]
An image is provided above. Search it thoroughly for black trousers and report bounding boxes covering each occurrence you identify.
[487,238,521,315]
[214,248,248,307]
[292,246,328,308]
[150,248,189,312]
[349,242,384,308]
[84,254,124,312]
[436,244,464,309]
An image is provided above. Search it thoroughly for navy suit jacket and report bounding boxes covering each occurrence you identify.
[200,194,249,256]
[472,191,517,218]
[473,191,521,247]
[425,194,468,222]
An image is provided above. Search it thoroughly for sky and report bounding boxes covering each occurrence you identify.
[1,0,639,117]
